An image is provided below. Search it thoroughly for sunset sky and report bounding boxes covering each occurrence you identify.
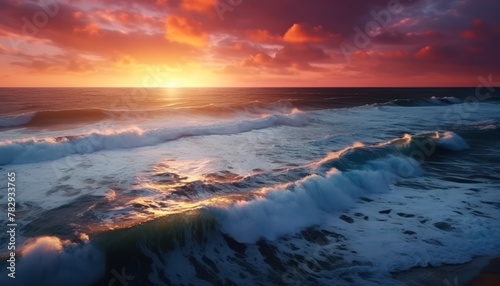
[0,0,499,87]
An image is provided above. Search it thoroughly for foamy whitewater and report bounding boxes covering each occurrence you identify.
[0,88,499,286]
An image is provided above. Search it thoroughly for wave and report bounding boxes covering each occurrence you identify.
[0,236,105,286]
[0,113,35,127]
[213,131,469,244]
[1,94,492,128]
[0,109,113,128]
[0,102,302,128]
[0,110,308,165]
[383,96,463,107]
[214,155,420,243]
[3,131,497,286]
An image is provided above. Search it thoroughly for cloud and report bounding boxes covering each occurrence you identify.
[220,43,330,76]
[275,43,331,64]
[73,23,101,36]
[460,19,494,40]
[283,23,331,43]
[165,15,208,47]
[181,0,217,12]
[245,29,281,43]
[374,29,445,45]
[0,0,499,86]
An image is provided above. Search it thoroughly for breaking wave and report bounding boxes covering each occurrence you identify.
[0,110,307,165]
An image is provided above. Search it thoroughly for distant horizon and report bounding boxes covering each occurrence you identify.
[0,86,496,89]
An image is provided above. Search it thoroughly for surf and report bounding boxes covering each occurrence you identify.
[0,110,308,165]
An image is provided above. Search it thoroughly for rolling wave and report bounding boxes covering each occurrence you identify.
[0,110,307,165]
[213,131,469,243]
[0,109,111,128]
[0,102,299,128]
[383,96,463,107]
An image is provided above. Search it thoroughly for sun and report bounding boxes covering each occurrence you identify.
[164,81,181,88]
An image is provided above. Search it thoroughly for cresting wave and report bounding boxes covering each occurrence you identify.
[212,131,470,243]
[0,110,307,165]
[94,131,472,242]
[0,131,481,286]
[0,236,105,286]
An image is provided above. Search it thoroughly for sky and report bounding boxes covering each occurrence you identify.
[0,0,499,87]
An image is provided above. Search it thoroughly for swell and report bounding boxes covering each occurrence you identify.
[382,96,463,107]
[0,110,308,165]
[0,109,111,128]
[0,102,300,128]
[2,94,497,128]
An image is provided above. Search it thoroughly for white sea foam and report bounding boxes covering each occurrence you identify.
[0,236,105,286]
[215,156,421,243]
[0,111,308,165]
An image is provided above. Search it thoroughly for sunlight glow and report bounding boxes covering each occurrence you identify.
[164,81,181,88]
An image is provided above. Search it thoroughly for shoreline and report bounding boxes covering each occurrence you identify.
[392,256,500,286]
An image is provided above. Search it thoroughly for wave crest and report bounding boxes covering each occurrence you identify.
[0,111,308,165]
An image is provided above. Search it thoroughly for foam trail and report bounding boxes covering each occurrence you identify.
[0,111,308,165]
[215,156,421,243]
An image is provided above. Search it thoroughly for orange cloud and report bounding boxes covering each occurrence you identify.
[165,15,207,47]
[283,23,330,43]
[66,62,95,73]
[242,52,273,67]
[246,29,281,43]
[181,0,217,11]
[113,54,138,66]
[73,23,100,36]
[1,0,499,87]
[73,11,83,19]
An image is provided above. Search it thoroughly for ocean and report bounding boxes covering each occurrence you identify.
[0,88,499,286]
